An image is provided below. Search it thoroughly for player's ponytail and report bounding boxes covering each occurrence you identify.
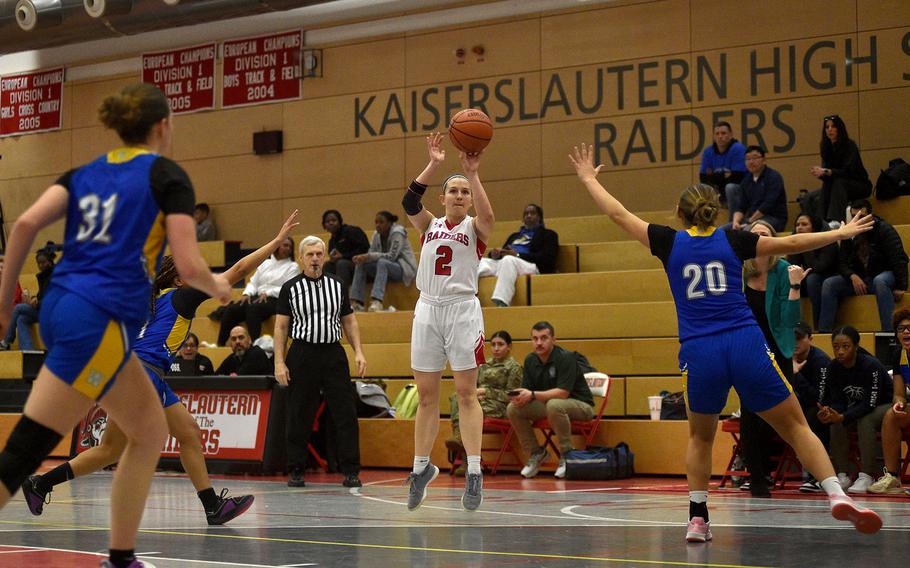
[677,184,720,231]
[98,83,170,145]
[149,255,179,317]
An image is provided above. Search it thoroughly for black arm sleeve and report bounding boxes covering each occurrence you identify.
[647,224,677,267]
[149,157,196,216]
[171,287,211,319]
[725,230,760,262]
[339,280,353,317]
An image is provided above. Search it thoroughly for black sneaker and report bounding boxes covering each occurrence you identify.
[21,475,49,516]
[799,479,823,493]
[206,489,254,525]
[288,468,305,487]
[342,473,362,488]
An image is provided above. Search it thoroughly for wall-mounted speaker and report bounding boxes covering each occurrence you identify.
[253,130,283,155]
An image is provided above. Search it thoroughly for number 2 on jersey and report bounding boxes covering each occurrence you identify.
[683,261,727,299]
[435,245,453,276]
[76,193,118,244]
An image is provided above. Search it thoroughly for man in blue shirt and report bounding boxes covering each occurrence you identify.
[729,146,789,232]
[699,121,747,222]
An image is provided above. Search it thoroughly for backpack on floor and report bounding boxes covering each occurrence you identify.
[660,391,688,420]
[392,383,419,419]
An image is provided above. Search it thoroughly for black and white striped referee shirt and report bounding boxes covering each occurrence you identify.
[276,272,353,344]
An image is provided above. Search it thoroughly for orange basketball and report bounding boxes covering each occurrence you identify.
[448,108,493,154]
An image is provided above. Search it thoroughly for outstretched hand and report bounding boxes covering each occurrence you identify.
[838,211,874,240]
[277,209,300,240]
[568,143,604,181]
[427,132,446,164]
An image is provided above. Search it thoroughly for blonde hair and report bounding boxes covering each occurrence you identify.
[743,219,781,278]
[677,184,720,230]
[98,83,170,144]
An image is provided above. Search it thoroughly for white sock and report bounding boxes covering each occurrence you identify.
[689,490,708,504]
[413,456,430,474]
[821,476,846,497]
[466,455,482,475]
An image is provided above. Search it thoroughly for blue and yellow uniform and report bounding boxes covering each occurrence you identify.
[892,349,910,398]
[649,224,792,414]
[41,148,195,400]
[134,287,209,407]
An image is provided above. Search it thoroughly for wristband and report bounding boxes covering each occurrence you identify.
[530,391,536,401]
[790,284,801,290]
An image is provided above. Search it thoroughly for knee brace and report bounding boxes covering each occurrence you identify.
[0,416,62,495]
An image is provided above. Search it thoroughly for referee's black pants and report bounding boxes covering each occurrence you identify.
[285,341,361,474]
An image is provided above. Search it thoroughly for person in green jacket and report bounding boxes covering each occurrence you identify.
[738,219,806,497]
[446,330,522,475]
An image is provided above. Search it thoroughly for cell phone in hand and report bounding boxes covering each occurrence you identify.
[507,389,521,397]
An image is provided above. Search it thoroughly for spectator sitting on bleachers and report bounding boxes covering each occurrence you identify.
[216,236,300,345]
[446,330,522,475]
[322,209,370,291]
[792,321,833,492]
[869,308,910,494]
[507,321,594,479]
[0,248,55,351]
[817,199,908,332]
[168,332,214,376]
[737,219,804,497]
[786,213,839,329]
[699,121,747,221]
[818,325,893,494]
[727,146,788,232]
[216,325,273,376]
[478,204,559,307]
[808,114,872,224]
[350,211,417,312]
[194,202,217,242]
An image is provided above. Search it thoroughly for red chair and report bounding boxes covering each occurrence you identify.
[448,417,522,476]
[532,373,612,457]
[719,418,747,488]
[307,400,330,472]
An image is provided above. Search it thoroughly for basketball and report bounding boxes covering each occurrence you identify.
[448,108,493,154]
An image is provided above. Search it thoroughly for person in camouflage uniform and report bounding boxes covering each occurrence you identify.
[447,330,522,474]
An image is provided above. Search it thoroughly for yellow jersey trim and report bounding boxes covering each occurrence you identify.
[686,226,717,237]
[72,320,126,400]
[106,147,153,164]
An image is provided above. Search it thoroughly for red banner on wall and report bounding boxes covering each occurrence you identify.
[222,30,302,108]
[142,43,216,115]
[0,67,64,137]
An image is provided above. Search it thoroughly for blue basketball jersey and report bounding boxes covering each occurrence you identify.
[51,148,195,324]
[134,287,209,371]
[649,225,759,341]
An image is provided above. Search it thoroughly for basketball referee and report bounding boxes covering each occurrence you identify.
[274,235,367,488]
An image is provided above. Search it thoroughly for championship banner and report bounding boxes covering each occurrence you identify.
[142,43,216,114]
[73,388,272,461]
[0,67,64,137]
[221,30,302,108]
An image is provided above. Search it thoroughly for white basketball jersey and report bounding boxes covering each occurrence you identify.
[416,215,486,301]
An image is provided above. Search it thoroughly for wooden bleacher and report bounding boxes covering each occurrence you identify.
[5,196,910,475]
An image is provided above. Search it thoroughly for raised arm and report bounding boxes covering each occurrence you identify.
[568,143,649,247]
[220,210,300,286]
[756,212,873,257]
[165,214,231,304]
[0,184,68,334]
[462,151,494,243]
[403,132,445,234]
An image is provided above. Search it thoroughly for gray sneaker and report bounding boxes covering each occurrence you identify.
[462,472,483,511]
[520,446,548,478]
[406,463,439,511]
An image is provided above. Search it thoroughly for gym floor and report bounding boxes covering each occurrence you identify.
[0,465,908,567]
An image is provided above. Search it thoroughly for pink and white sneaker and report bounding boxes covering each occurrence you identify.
[686,517,712,543]
[830,494,882,534]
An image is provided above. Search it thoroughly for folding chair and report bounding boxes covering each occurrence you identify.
[719,418,747,488]
[532,372,612,456]
[307,399,329,472]
[447,417,521,476]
